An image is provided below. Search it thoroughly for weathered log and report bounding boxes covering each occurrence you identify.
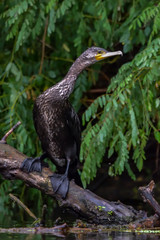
[0,143,145,224]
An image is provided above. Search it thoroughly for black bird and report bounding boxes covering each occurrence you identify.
[21,47,122,199]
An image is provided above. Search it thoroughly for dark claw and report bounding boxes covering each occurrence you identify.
[50,174,69,199]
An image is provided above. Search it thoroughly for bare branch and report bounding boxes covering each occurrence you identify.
[139,180,160,217]
[0,121,21,143]
[9,193,37,220]
[39,17,48,75]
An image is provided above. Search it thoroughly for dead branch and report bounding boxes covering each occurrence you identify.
[9,193,37,220]
[129,214,160,229]
[39,17,48,75]
[139,180,160,217]
[0,143,145,225]
[0,121,21,143]
[0,223,68,237]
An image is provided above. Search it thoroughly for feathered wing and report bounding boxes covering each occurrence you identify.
[33,99,81,165]
[65,105,81,159]
[33,98,82,185]
[64,104,82,185]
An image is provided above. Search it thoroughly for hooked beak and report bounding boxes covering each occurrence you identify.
[95,50,123,61]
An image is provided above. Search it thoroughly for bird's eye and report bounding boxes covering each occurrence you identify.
[98,50,102,54]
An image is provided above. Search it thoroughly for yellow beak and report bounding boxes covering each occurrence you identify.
[95,50,123,61]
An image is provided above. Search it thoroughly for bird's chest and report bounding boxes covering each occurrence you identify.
[36,102,69,139]
[34,100,72,165]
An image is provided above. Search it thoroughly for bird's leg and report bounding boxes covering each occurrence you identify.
[21,152,48,173]
[64,158,70,177]
[50,158,70,199]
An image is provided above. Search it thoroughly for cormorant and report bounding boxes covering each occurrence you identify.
[21,47,122,199]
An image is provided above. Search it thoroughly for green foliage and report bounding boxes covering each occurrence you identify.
[0,0,160,193]
[81,35,160,185]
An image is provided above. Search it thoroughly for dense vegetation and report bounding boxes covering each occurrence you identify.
[0,0,160,207]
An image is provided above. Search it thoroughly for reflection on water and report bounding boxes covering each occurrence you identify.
[1,200,160,240]
[1,231,160,240]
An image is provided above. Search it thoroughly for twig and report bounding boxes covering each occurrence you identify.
[0,121,21,143]
[39,17,48,75]
[40,204,47,226]
[139,180,160,217]
[88,88,107,93]
[156,142,160,170]
[86,67,110,82]
[9,193,37,220]
[38,40,54,50]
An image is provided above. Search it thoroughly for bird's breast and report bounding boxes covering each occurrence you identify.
[33,97,75,167]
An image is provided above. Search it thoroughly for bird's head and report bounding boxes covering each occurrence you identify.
[60,46,123,97]
[80,46,123,66]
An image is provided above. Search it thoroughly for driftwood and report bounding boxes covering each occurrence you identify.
[0,142,146,225]
[128,181,160,229]
[139,181,160,218]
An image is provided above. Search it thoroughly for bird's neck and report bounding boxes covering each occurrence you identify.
[43,57,89,101]
[54,57,87,99]
[67,57,86,77]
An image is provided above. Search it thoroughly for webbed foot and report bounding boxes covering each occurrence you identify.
[50,174,69,199]
[21,153,48,173]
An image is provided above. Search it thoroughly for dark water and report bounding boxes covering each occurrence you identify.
[1,214,160,240]
[1,231,160,240]
[0,197,160,239]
